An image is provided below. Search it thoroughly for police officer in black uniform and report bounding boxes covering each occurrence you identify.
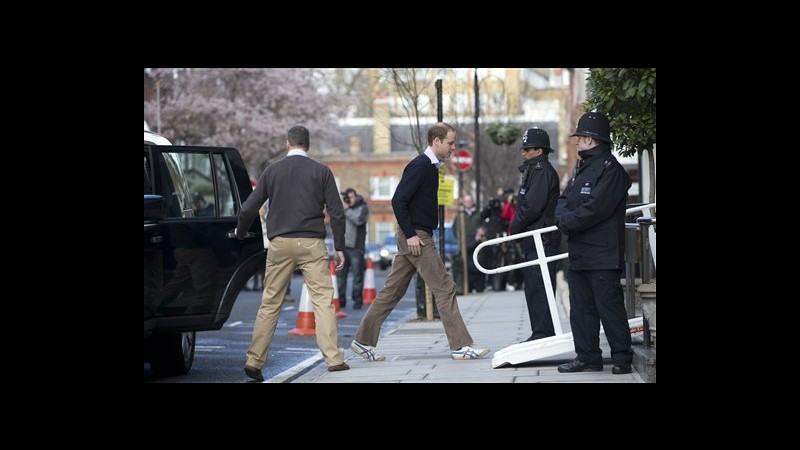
[555,111,633,374]
[509,127,561,342]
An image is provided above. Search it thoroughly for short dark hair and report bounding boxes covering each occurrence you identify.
[287,125,310,149]
[427,122,455,145]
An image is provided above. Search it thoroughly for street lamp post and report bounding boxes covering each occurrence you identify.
[474,69,481,209]
[156,77,161,134]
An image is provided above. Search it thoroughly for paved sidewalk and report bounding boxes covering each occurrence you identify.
[290,279,644,383]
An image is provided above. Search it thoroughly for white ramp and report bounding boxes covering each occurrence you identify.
[492,317,644,368]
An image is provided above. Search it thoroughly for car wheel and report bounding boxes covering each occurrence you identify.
[148,331,195,376]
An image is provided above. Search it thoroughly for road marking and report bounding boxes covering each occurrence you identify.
[196,345,225,352]
[282,306,295,311]
[267,352,323,383]
[227,321,243,327]
[283,347,320,352]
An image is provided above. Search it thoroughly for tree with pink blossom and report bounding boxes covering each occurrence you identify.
[144,68,345,175]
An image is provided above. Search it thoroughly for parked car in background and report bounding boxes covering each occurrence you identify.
[378,235,398,270]
[365,243,381,267]
[144,130,265,376]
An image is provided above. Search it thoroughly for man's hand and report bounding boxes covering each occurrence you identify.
[406,235,426,256]
[334,251,346,271]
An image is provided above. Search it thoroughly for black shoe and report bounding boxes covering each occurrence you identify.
[612,364,632,374]
[520,334,552,343]
[352,304,362,310]
[557,359,603,373]
[244,365,264,381]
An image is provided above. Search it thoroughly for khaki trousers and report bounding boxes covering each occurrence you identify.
[355,229,473,350]
[246,237,344,369]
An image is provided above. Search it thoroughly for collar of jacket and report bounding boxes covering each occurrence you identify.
[577,143,612,167]
[351,195,366,208]
[518,154,548,172]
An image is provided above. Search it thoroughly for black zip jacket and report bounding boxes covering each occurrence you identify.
[555,144,630,270]
[509,154,561,252]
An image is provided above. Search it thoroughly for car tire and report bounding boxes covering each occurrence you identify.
[148,331,195,376]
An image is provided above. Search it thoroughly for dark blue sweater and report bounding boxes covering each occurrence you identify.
[392,153,439,239]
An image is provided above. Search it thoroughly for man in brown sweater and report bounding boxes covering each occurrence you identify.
[235,125,348,380]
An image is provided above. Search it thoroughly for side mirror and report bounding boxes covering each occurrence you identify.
[144,194,166,221]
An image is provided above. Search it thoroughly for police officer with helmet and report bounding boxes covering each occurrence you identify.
[555,111,633,375]
[509,127,561,342]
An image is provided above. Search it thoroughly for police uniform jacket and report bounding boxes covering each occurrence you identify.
[509,154,561,253]
[555,143,631,270]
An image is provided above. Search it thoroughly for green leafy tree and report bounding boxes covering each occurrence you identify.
[585,68,656,202]
[585,68,655,156]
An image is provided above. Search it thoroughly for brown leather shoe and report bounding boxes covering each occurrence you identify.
[244,365,264,381]
[327,362,350,372]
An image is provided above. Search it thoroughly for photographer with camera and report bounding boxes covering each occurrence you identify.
[338,188,369,309]
[481,189,522,291]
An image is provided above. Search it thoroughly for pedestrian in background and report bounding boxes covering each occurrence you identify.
[452,194,482,293]
[555,112,633,375]
[509,127,561,342]
[338,187,369,309]
[351,122,490,361]
[466,225,488,293]
[236,125,349,380]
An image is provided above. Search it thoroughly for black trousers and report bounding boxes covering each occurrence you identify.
[523,247,559,339]
[567,269,633,365]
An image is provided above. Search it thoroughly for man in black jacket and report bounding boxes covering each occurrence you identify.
[555,112,633,375]
[509,127,561,342]
[350,122,489,361]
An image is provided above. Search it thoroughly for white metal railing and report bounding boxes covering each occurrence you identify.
[473,203,656,335]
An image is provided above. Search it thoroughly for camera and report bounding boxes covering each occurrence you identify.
[341,192,350,203]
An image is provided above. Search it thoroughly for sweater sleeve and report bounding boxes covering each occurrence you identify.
[323,168,346,251]
[392,158,425,239]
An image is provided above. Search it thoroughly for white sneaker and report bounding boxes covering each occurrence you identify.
[351,340,385,362]
[451,345,490,360]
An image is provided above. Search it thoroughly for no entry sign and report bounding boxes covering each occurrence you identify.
[452,149,473,172]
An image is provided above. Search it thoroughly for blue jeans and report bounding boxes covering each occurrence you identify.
[337,247,365,307]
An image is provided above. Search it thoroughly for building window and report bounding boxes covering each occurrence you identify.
[370,176,399,200]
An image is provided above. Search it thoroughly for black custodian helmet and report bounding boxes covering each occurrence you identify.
[520,127,553,153]
[571,111,612,144]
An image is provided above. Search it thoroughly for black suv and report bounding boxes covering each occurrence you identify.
[144,132,265,376]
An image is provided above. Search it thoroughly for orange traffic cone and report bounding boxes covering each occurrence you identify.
[330,260,347,318]
[362,257,376,305]
[288,281,316,336]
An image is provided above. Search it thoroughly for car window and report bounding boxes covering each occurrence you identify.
[213,154,236,217]
[162,152,192,218]
[168,152,216,218]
